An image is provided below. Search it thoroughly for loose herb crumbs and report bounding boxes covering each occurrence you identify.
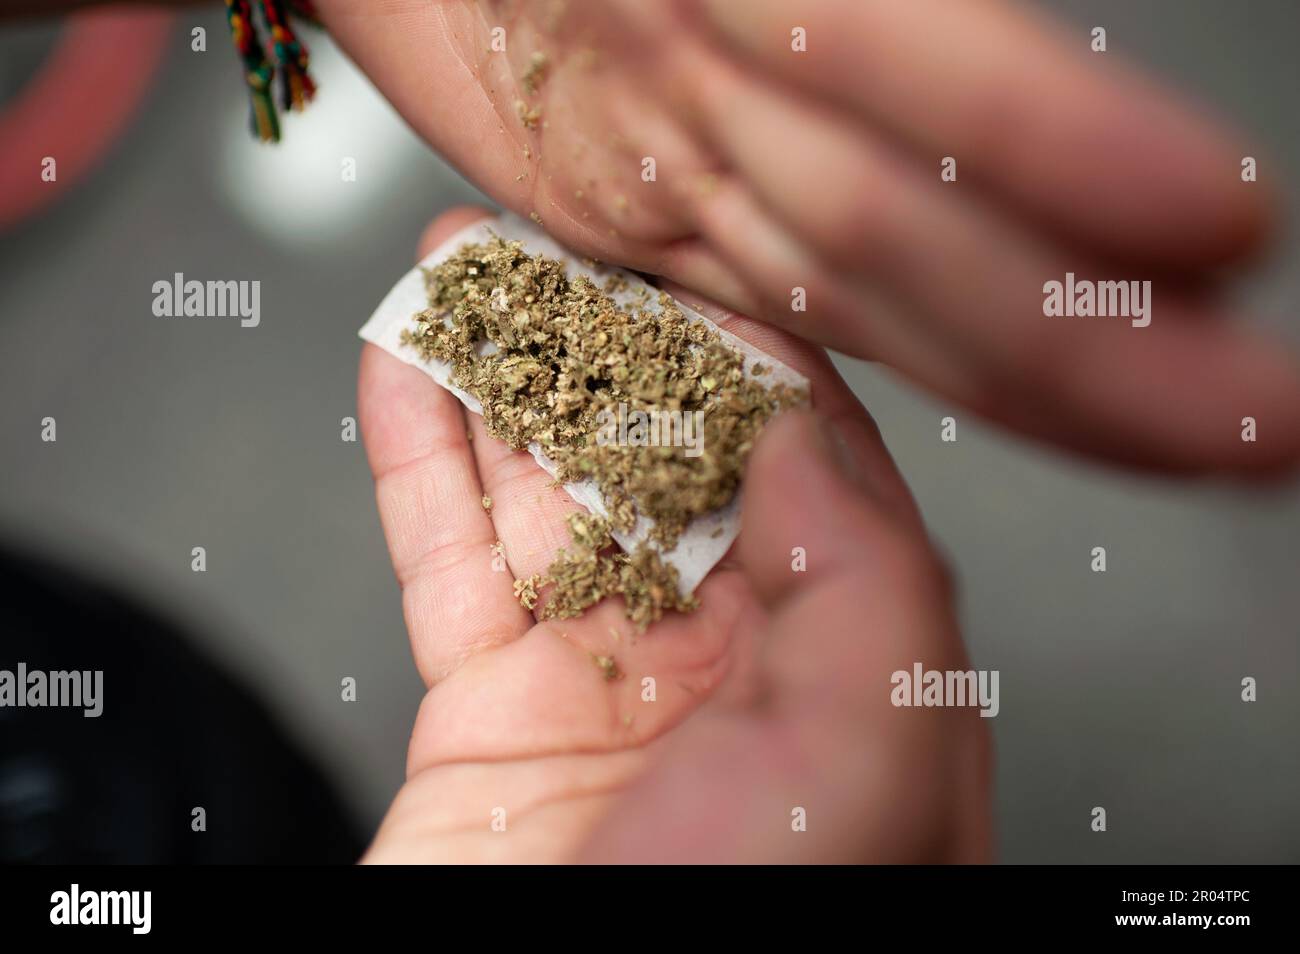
[515,99,542,128]
[401,236,804,629]
[521,51,549,95]
[592,653,622,681]
[532,511,697,630]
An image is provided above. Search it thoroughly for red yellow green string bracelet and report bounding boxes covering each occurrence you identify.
[223,0,321,143]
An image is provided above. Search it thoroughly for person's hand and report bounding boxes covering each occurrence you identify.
[358,207,990,863]
[324,0,1300,477]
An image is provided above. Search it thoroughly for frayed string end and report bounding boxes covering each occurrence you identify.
[225,0,319,143]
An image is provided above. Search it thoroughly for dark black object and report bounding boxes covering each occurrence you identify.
[0,542,364,864]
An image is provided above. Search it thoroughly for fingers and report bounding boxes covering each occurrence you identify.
[683,170,986,399]
[358,207,534,686]
[579,412,990,862]
[694,0,1272,269]
[365,749,652,863]
[467,412,585,590]
[685,63,1300,475]
[658,278,924,530]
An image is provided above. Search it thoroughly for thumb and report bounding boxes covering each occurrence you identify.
[741,410,987,862]
[578,411,991,863]
[738,408,928,608]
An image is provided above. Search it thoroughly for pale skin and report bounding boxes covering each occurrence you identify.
[7,0,1294,861]
[361,206,990,863]
[321,0,1300,476]
[324,2,1291,858]
[11,0,1300,468]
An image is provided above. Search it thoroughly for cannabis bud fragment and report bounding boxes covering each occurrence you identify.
[359,214,810,631]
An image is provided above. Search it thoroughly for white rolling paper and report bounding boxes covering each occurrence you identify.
[359,212,808,595]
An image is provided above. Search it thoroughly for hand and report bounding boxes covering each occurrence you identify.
[358,207,990,863]
[323,0,1300,476]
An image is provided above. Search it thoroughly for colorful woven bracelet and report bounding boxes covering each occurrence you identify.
[224,0,320,143]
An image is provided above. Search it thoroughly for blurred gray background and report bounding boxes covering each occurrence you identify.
[1,1,1296,863]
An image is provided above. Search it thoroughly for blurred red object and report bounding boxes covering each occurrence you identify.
[0,9,173,232]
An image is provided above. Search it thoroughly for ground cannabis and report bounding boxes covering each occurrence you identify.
[514,99,542,128]
[534,511,696,630]
[513,574,540,610]
[401,236,804,629]
[521,50,549,95]
[591,653,622,682]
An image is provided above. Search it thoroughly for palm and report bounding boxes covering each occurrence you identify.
[379,565,763,863]
[356,225,900,860]
[326,0,1300,476]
